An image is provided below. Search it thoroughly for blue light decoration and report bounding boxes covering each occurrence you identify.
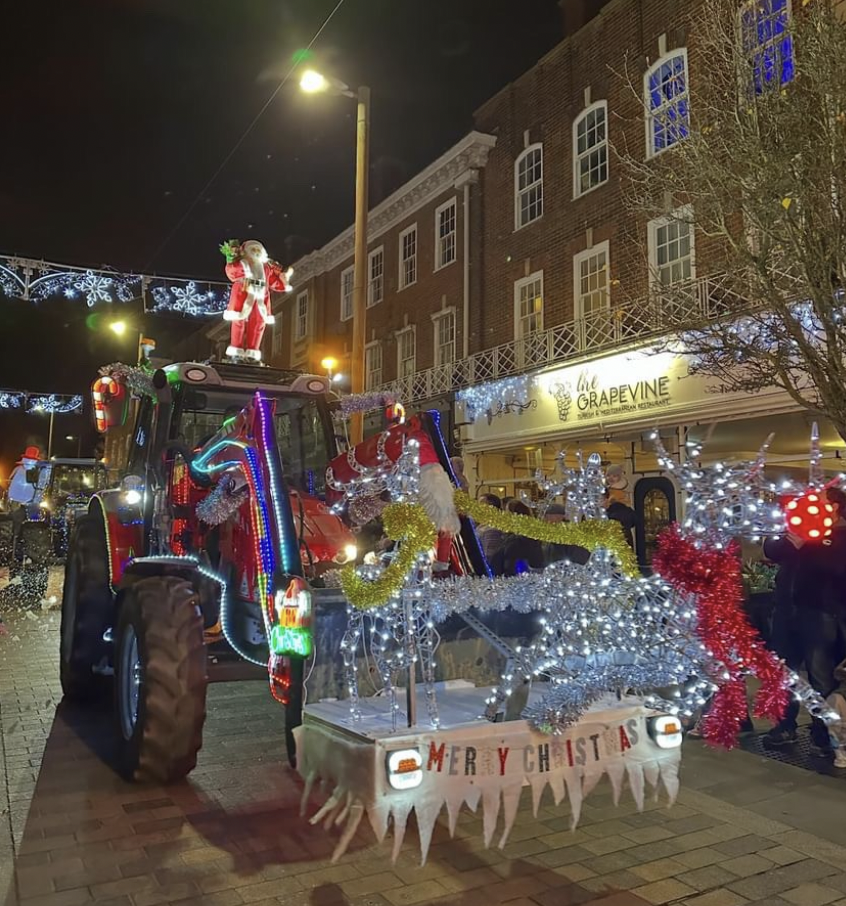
[648,51,689,153]
[0,390,83,413]
[0,254,230,317]
[740,0,794,95]
[148,281,228,316]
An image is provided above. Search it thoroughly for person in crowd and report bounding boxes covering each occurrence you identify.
[501,500,544,576]
[604,488,636,549]
[450,456,469,492]
[762,486,846,751]
[542,503,590,567]
[826,658,846,768]
[477,493,505,575]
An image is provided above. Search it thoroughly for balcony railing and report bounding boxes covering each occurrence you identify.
[375,272,739,404]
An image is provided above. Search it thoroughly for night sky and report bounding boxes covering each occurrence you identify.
[0,0,563,475]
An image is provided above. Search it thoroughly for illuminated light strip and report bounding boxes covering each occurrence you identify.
[129,554,266,667]
[256,393,299,576]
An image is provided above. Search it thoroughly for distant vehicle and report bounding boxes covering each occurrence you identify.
[36,459,109,557]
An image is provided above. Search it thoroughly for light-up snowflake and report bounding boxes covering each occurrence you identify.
[74,271,115,306]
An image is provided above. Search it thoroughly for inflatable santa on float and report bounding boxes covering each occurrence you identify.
[220,239,294,362]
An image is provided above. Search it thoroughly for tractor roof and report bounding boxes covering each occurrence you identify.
[163,361,331,397]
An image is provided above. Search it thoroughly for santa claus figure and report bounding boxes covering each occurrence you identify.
[221,239,294,362]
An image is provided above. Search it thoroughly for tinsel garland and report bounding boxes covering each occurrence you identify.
[335,390,399,418]
[454,491,639,577]
[340,502,436,610]
[653,524,788,748]
[196,476,248,525]
[98,362,156,398]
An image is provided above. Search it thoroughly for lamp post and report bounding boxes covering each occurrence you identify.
[110,321,155,366]
[300,70,370,444]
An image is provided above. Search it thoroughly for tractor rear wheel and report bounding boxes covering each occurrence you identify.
[114,576,208,783]
[60,515,112,701]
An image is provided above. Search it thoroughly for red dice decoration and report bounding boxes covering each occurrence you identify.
[784,491,835,542]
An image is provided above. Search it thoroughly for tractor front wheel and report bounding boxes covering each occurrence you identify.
[115,576,208,783]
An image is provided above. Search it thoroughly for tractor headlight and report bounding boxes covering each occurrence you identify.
[343,543,358,563]
[120,475,144,507]
[39,499,51,511]
[648,715,684,749]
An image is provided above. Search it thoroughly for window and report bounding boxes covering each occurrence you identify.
[648,211,695,288]
[645,50,690,158]
[514,272,544,340]
[739,0,794,95]
[515,144,543,228]
[574,102,608,197]
[367,247,384,308]
[435,199,457,269]
[340,266,354,321]
[272,322,282,356]
[574,243,611,348]
[364,343,382,390]
[399,225,417,289]
[294,290,309,341]
[397,327,416,378]
[433,310,456,366]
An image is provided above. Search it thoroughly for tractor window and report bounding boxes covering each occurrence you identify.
[176,390,331,497]
[274,397,331,496]
[51,466,106,495]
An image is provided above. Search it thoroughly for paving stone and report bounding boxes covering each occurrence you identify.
[631,858,689,882]
[781,884,843,906]
[678,864,740,892]
[382,879,452,905]
[721,854,775,878]
[729,861,840,901]
[714,835,778,857]
[632,878,697,904]
[682,892,750,906]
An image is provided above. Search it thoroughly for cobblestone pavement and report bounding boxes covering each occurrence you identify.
[4,579,846,906]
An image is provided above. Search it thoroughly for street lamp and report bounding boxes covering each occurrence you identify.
[321,356,338,381]
[108,321,155,365]
[300,69,370,444]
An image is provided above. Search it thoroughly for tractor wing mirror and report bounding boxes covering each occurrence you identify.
[25,468,40,485]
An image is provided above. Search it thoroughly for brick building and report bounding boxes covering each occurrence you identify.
[207,132,496,407]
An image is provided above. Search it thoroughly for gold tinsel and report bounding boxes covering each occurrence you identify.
[341,491,639,611]
[454,490,639,576]
[341,502,437,610]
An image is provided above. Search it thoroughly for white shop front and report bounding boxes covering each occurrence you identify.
[457,346,845,565]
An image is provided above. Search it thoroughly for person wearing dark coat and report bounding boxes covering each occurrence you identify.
[501,500,545,576]
[604,489,636,549]
[542,503,591,567]
[476,493,506,575]
[762,486,846,749]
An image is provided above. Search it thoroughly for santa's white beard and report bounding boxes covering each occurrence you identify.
[419,464,461,535]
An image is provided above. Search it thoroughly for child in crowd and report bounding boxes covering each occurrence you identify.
[827,659,846,768]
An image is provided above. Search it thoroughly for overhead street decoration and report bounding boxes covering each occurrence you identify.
[0,390,84,413]
[0,254,231,317]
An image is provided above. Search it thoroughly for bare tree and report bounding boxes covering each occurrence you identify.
[618,0,846,439]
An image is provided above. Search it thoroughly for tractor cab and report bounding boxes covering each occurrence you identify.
[60,359,352,782]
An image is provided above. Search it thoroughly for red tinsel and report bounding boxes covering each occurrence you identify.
[653,524,788,749]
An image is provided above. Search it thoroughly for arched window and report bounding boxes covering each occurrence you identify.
[514,144,543,229]
[573,101,608,198]
[644,49,690,158]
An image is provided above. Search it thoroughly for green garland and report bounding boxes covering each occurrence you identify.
[454,491,639,577]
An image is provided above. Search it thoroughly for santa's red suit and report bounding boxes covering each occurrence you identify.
[223,240,293,362]
[327,417,462,572]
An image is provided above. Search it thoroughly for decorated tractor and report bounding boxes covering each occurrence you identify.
[61,359,356,781]
[35,458,109,558]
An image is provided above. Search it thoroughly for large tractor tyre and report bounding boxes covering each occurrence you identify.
[285,657,305,769]
[60,515,113,701]
[114,576,208,784]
